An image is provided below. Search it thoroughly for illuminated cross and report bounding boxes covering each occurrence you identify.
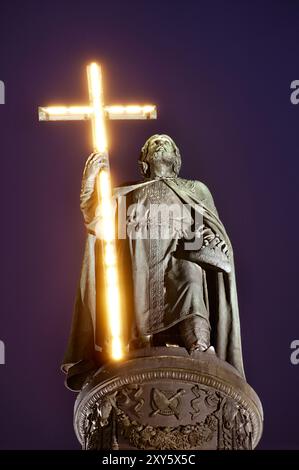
[38,62,157,361]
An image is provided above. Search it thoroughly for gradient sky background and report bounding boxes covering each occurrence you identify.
[0,0,298,449]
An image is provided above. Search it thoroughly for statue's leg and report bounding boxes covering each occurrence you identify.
[179,315,210,352]
[165,257,211,352]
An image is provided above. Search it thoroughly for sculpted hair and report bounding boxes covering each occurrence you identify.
[138,134,182,178]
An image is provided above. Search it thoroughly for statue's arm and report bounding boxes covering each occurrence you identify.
[195,181,219,217]
[188,229,231,273]
[188,181,231,273]
[80,153,108,229]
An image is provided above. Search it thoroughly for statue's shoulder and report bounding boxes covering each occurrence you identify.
[176,177,213,199]
[176,178,218,214]
[113,180,153,198]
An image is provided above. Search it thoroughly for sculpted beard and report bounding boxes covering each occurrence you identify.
[150,143,176,164]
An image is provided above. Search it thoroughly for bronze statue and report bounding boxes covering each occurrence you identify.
[62,134,245,390]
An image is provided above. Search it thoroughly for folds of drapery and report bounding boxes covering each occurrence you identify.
[62,177,245,391]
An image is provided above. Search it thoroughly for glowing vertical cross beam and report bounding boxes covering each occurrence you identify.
[87,63,107,153]
[38,62,157,361]
[87,63,122,360]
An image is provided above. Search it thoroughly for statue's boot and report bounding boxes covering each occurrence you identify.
[129,316,210,353]
[179,315,211,353]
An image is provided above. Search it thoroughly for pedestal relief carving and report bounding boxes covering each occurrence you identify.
[74,348,263,450]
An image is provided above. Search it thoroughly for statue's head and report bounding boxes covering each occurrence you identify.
[139,134,181,179]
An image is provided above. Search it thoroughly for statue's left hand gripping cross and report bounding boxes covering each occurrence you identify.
[38,62,157,361]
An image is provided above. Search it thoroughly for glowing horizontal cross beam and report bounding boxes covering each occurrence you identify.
[38,62,157,362]
[39,104,157,121]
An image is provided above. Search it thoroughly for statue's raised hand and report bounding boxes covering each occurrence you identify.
[82,152,109,182]
[80,152,109,217]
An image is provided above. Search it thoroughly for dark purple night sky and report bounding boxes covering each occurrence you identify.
[0,0,298,450]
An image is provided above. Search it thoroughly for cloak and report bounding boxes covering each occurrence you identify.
[62,177,245,390]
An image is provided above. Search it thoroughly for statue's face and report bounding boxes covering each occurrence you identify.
[147,135,176,163]
[140,134,180,179]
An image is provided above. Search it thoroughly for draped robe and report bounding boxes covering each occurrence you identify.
[62,176,245,390]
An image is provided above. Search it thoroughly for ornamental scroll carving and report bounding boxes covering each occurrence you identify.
[82,383,253,450]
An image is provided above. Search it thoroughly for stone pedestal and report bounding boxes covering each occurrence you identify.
[74,347,263,450]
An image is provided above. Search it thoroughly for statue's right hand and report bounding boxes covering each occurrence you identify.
[82,152,109,182]
[80,153,109,216]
